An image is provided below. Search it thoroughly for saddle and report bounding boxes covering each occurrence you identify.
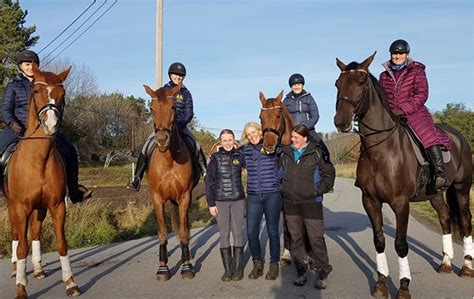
[0,141,19,185]
[405,124,450,165]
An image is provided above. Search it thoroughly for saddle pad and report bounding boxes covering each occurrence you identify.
[407,130,450,165]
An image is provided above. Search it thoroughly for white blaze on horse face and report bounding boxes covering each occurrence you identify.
[44,87,58,134]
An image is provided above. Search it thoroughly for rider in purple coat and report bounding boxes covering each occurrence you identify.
[379,39,451,190]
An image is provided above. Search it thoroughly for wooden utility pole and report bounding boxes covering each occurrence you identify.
[156,0,163,88]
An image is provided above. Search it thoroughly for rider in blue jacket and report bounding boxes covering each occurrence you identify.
[127,62,207,191]
[0,50,92,203]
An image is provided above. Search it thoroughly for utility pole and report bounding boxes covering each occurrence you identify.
[156,0,163,88]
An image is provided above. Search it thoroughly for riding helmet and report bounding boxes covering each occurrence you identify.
[389,39,410,54]
[288,73,305,86]
[168,62,186,76]
[16,50,40,65]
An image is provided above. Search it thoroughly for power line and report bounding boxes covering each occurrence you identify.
[43,0,118,67]
[37,1,97,54]
[42,1,108,62]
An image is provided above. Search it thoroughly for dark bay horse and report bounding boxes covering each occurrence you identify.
[334,52,473,299]
[143,83,197,280]
[5,64,81,298]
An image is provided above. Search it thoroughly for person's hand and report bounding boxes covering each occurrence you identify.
[209,206,218,217]
[393,108,405,117]
[9,122,23,134]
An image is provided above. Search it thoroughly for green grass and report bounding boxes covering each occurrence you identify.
[79,164,143,187]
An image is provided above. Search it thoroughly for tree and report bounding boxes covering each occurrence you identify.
[0,0,39,89]
[434,103,474,149]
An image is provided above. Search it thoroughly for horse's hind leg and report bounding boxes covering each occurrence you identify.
[154,199,171,281]
[30,209,47,279]
[178,191,194,279]
[449,182,474,277]
[50,204,81,296]
[362,195,389,299]
[429,195,453,273]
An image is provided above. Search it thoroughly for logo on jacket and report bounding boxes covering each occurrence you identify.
[259,147,265,153]
[232,159,240,165]
[175,94,184,102]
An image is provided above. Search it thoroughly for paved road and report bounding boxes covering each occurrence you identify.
[1,178,473,298]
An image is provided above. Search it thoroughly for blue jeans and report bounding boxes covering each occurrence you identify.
[246,192,282,263]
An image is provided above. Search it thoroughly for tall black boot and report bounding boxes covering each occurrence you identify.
[220,247,233,282]
[127,152,147,192]
[232,246,243,281]
[197,147,207,177]
[427,145,448,190]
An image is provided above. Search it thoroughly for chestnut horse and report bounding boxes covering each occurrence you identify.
[334,52,473,298]
[5,64,81,298]
[143,83,197,280]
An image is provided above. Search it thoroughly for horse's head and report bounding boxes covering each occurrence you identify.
[259,90,284,154]
[31,64,71,136]
[334,52,376,132]
[144,83,182,150]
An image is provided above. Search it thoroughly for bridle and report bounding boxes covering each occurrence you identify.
[21,80,65,140]
[151,95,176,135]
[336,69,398,150]
[261,105,286,148]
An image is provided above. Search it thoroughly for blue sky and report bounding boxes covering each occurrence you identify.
[20,0,474,135]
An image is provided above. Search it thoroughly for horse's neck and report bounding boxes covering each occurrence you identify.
[19,100,55,157]
[281,108,294,145]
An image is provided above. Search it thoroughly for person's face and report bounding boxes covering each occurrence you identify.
[170,73,184,85]
[246,126,262,145]
[291,83,303,94]
[220,133,235,151]
[391,52,408,65]
[19,62,34,78]
[291,131,307,150]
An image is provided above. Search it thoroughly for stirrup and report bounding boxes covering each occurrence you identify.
[127,178,141,192]
[78,184,93,199]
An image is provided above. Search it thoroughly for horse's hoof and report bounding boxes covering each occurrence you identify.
[156,273,171,281]
[33,270,47,279]
[15,284,27,299]
[15,295,28,299]
[459,266,474,278]
[280,258,292,266]
[396,289,411,299]
[66,286,81,297]
[437,263,453,274]
[181,263,195,279]
[371,281,389,299]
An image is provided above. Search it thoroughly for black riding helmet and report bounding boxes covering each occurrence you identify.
[16,50,40,66]
[389,39,410,54]
[168,62,186,77]
[288,73,305,86]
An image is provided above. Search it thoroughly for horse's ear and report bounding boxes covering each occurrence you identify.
[336,58,346,71]
[143,84,156,98]
[275,90,284,103]
[169,82,182,95]
[360,51,377,70]
[57,66,72,82]
[32,63,42,79]
[259,91,266,106]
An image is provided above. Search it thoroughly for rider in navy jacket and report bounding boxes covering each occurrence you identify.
[0,50,91,203]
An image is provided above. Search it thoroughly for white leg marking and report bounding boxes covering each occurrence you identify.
[60,255,74,283]
[32,240,42,272]
[463,236,473,257]
[442,234,454,259]
[398,256,411,281]
[376,252,389,277]
[11,240,18,263]
[16,258,27,286]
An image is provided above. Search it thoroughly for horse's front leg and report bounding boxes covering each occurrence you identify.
[429,195,453,273]
[178,190,194,279]
[390,198,411,299]
[153,196,171,281]
[362,194,389,299]
[8,206,30,299]
[50,203,81,297]
[30,209,47,279]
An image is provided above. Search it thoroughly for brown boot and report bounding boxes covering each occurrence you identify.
[265,262,279,280]
[248,260,263,279]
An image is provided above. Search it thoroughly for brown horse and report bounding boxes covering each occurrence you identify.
[143,83,197,280]
[5,64,80,298]
[258,91,293,154]
[334,52,473,299]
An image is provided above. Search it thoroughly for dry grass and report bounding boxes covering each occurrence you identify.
[335,162,357,179]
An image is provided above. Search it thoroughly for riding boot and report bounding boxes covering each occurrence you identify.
[220,247,233,282]
[65,151,92,204]
[127,152,147,191]
[197,147,207,177]
[232,246,244,281]
[293,260,307,286]
[427,145,448,190]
